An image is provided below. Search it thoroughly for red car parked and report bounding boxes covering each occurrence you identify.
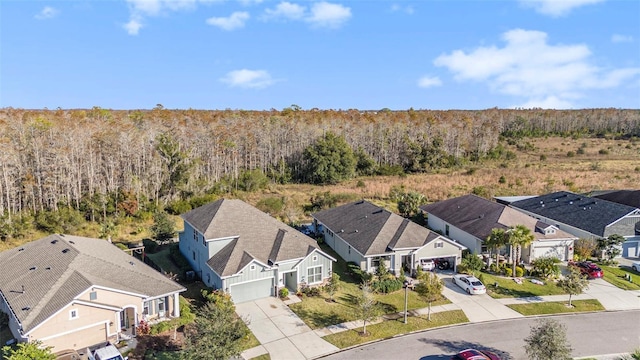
[570,261,604,279]
[451,348,501,360]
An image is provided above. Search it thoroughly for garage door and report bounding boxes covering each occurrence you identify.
[535,246,566,261]
[44,322,107,352]
[229,278,273,303]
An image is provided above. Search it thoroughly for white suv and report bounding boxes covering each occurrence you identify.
[632,261,640,272]
[90,345,127,360]
[419,259,435,271]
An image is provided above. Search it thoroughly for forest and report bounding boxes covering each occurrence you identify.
[0,106,639,244]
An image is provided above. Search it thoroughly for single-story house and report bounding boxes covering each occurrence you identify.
[510,191,640,258]
[420,194,577,262]
[312,200,466,275]
[590,190,640,257]
[179,199,335,303]
[0,234,185,352]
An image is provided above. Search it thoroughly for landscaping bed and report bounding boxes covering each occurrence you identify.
[507,299,604,315]
[322,310,468,349]
[479,272,566,299]
[600,265,640,291]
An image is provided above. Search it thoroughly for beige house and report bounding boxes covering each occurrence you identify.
[0,234,185,351]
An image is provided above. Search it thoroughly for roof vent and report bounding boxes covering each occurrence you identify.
[21,307,30,311]
[373,209,383,214]
[569,201,573,205]
[29,266,37,271]
[129,261,135,266]
[62,248,70,254]
[18,248,24,252]
[51,240,58,244]
[45,266,52,270]
[69,240,75,244]
[355,229,359,233]
[340,229,344,233]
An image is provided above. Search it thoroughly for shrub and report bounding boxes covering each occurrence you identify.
[530,257,560,278]
[465,168,477,175]
[301,286,321,297]
[142,238,159,254]
[504,267,513,277]
[489,263,499,273]
[371,278,403,294]
[137,319,150,335]
[356,180,365,188]
[149,320,172,335]
[576,147,585,155]
[515,266,525,277]
[165,200,192,215]
[598,149,609,155]
[279,288,289,299]
[539,154,547,161]
[347,262,371,283]
[566,151,575,157]
[498,175,506,184]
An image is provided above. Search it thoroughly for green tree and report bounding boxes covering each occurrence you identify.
[98,220,118,241]
[356,284,380,336]
[507,225,535,277]
[302,132,356,184]
[524,318,572,360]
[557,265,589,307]
[530,256,561,279]
[485,228,508,267]
[574,238,597,261]
[181,300,248,360]
[597,234,625,260]
[397,191,426,218]
[354,146,377,176]
[324,272,341,302]
[460,252,484,275]
[151,211,175,244]
[155,133,192,200]
[2,341,55,360]
[414,271,444,321]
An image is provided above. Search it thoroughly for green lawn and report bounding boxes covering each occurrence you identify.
[322,310,468,349]
[240,330,261,351]
[600,265,640,291]
[146,248,183,276]
[249,354,271,360]
[290,244,449,329]
[479,272,566,299]
[507,299,604,316]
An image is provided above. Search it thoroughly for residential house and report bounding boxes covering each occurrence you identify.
[179,199,335,304]
[511,191,640,257]
[312,200,466,275]
[0,234,185,352]
[420,194,577,262]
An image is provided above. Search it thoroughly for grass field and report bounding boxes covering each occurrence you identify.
[600,265,640,291]
[507,299,605,315]
[322,310,468,349]
[479,273,566,299]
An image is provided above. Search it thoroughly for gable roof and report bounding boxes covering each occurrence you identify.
[0,234,185,334]
[420,194,576,241]
[312,200,442,256]
[183,199,325,277]
[510,191,638,237]
[592,190,640,209]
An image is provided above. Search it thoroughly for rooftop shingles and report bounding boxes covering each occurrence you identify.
[0,234,184,333]
[510,191,637,237]
[183,199,321,277]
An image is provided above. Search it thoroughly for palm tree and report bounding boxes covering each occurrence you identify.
[485,228,508,268]
[507,225,535,277]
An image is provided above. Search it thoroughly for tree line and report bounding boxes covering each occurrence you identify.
[0,106,638,235]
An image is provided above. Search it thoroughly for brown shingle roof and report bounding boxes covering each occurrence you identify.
[313,200,439,255]
[0,234,185,333]
[184,199,323,277]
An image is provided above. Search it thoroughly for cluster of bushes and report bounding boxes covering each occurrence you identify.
[530,257,561,279]
[346,262,372,283]
[487,262,525,277]
[169,244,192,280]
[371,278,403,293]
[278,288,289,299]
[165,193,219,215]
[298,285,321,297]
[142,238,159,253]
[149,296,195,335]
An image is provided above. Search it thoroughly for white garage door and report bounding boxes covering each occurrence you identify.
[229,278,273,303]
[535,246,567,261]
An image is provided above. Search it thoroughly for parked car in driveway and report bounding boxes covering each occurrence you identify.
[452,274,486,295]
[420,258,436,271]
[451,348,501,360]
[570,261,604,279]
[631,261,640,272]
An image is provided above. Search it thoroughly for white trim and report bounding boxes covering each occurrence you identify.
[37,320,109,342]
[606,210,640,228]
[73,300,121,312]
[226,276,275,287]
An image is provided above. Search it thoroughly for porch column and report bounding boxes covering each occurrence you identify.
[173,293,180,318]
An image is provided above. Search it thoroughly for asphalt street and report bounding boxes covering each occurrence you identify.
[319,310,640,360]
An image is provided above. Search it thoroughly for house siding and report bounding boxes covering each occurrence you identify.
[604,215,640,238]
[179,224,202,275]
[297,251,332,285]
[76,288,142,308]
[320,227,366,268]
[427,215,482,253]
[223,263,276,288]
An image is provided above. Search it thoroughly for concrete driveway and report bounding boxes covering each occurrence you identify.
[438,273,524,322]
[584,278,640,310]
[236,297,339,360]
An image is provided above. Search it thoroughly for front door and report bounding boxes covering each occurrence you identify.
[120,309,128,329]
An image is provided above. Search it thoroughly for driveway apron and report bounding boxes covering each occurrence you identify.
[236,297,339,360]
[584,278,640,310]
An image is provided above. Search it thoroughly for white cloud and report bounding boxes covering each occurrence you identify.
[417,76,442,88]
[264,2,306,20]
[35,6,59,20]
[518,0,604,17]
[434,28,640,109]
[517,96,575,109]
[612,34,634,43]
[206,12,250,30]
[390,4,414,14]
[306,2,351,29]
[123,0,219,35]
[220,69,275,89]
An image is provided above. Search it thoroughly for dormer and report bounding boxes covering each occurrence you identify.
[535,221,556,235]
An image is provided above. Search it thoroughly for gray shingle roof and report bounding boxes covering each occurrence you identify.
[420,194,575,241]
[510,191,637,237]
[592,190,640,209]
[184,199,323,277]
[0,234,185,333]
[312,200,439,255]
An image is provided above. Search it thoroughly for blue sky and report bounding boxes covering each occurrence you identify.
[1,0,639,110]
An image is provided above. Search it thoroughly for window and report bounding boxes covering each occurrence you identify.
[206,273,211,284]
[143,301,150,315]
[202,235,206,246]
[307,266,322,284]
[435,241,444,248]
[193,230,197,242]
[445,224,450,236]
[312,255,318,262]
[348,246,351,254]
[250,264,256,271]
[69,309,78,320]
[371,257,381,268]
[158,298,165,313]
[192,251,196,261]
[89,291,97,301]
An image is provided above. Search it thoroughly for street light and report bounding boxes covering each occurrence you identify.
[402,280,409,324]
